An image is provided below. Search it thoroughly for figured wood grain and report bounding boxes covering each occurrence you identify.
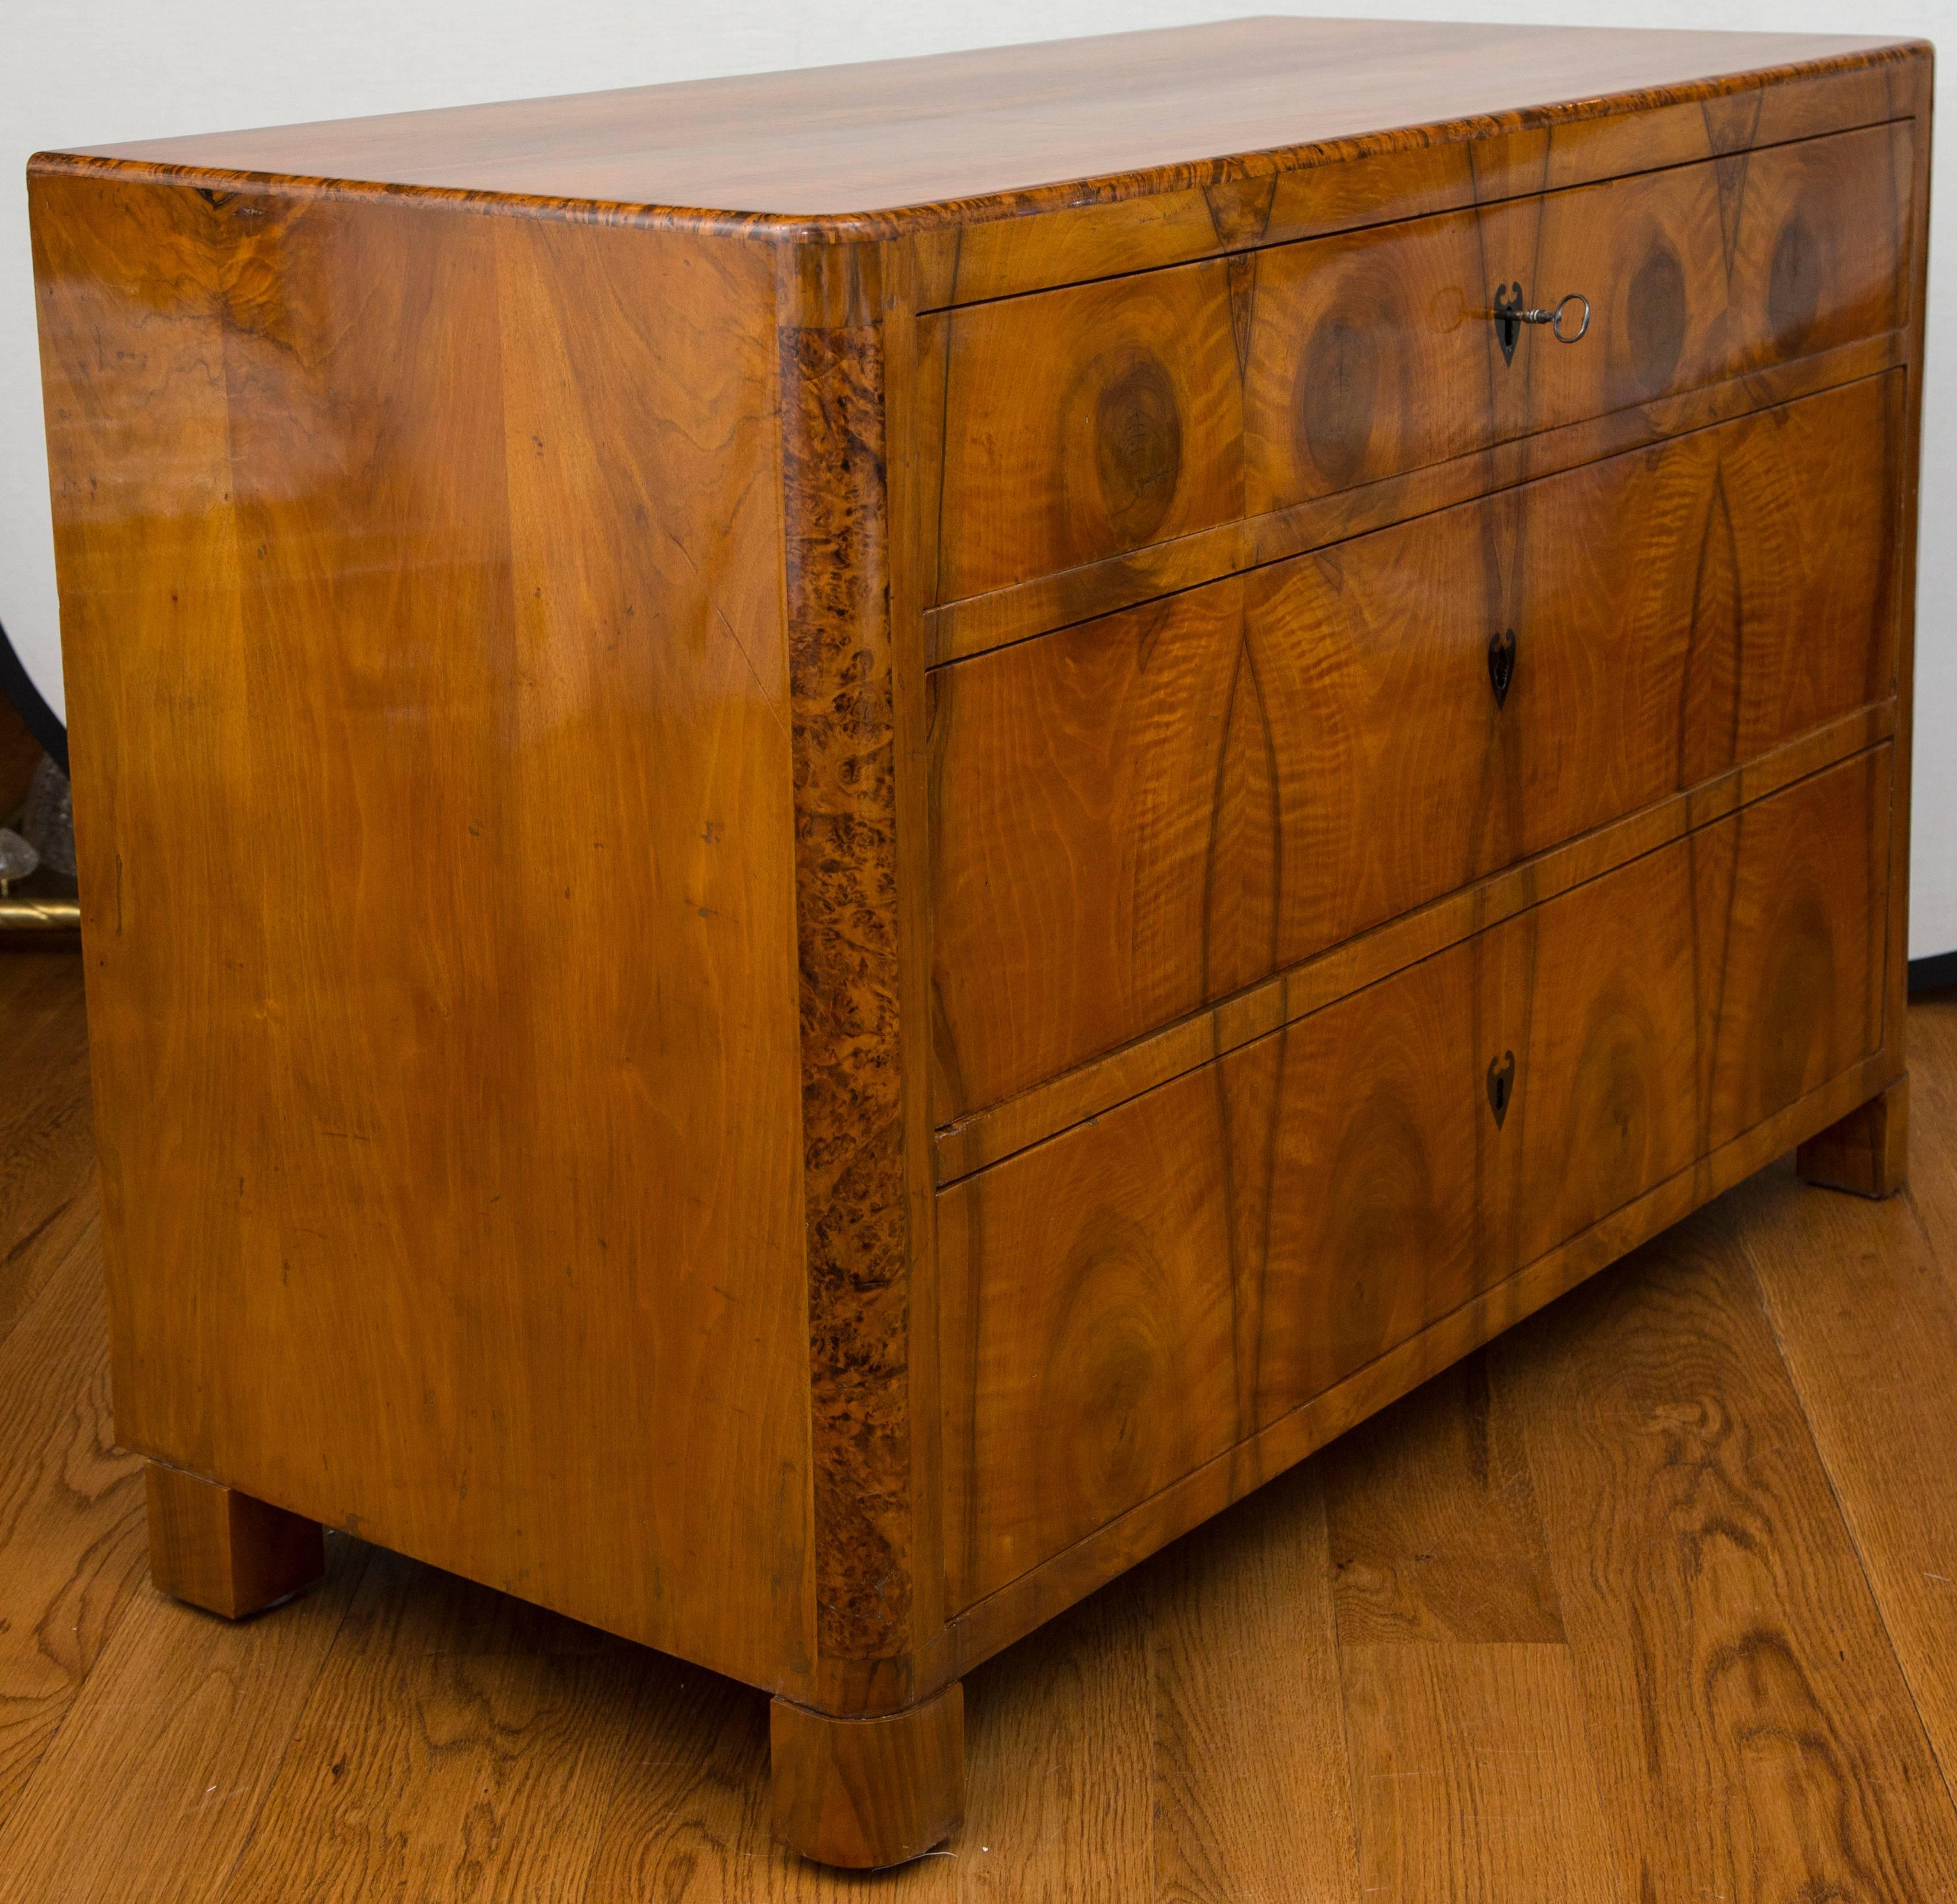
[916,63,1913,306]
[924,332,1904,665]
[1502,1208,1957,1900]
[944,1044,1890,1682]
[935,701,1893,1179]
[21,22,1931,1856]
[931,376,1897,1118]
[33,172,816,1697]
[41,22,1921,233]
[1741,1162,1957,1802]
[930,122,1909,604]
[941,751,1889,1611]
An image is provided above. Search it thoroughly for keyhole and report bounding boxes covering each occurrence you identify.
[1487,1051,1516,1128]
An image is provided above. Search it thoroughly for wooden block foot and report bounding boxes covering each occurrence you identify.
[145,1461,326,1619]
[1796,1075,1908,1199]
[770,1681,965,1868]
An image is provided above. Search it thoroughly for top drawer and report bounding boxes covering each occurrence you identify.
[929,121,1912,606]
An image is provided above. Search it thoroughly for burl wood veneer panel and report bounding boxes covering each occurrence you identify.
[932,121,1911,603]
[932,373,1899,1119]
[941,747,1890,1608]
[32,174,819,1695]
[776,241,947,1712]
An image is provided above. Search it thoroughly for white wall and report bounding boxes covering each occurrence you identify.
[5,0,1951,956]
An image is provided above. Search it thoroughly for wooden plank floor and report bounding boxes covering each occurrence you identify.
[3,943,1956,1901]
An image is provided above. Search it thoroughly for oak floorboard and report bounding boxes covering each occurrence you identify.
[0,1212,147,1834]
[0,1534,367,1904]
[1498,1201,1957,1901]
[1739,1157,1957,1802]
[580,1663,810,1904]
[954,1584,1154,1904]
[1322,1351,1565,1647]
[1144,1464,1360,1904]
[0,949,95,1347]
[1340,1643,1626,1903]
[1903,988,1957,1276]
[217,1552,653,1904]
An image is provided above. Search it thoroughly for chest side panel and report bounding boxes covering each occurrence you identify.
[33,173,819,1696]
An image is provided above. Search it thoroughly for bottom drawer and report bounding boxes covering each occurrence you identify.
[939,747,1890,1611]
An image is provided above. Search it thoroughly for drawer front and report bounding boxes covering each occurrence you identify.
[931,374,1898,1122]
[931,121,1910,606]
[939,747,1890,1611]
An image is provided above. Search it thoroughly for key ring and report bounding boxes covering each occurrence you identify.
[1489,283,1591,363]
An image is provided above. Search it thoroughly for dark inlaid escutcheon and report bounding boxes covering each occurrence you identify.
[1487,627,1517,709]
[1487,1051,1516,1128]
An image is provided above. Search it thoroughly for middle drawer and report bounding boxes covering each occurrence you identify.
[930,373,1898,1122]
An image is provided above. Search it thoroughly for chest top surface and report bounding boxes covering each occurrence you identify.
[40,16,1924,230]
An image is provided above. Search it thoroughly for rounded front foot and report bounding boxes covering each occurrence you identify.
[770,1681,965,1868]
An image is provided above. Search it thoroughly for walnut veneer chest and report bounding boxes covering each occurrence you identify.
[30,16,1930,1869]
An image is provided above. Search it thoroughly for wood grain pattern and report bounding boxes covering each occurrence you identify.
[1340,1644,1626,1903]
[1742,1161,1957,1802]
[932,375,1898,1118]
[40,21,1920,233]
[918,62,1915,306]
[1881,53,1932,1085]
[1503,1209,1957,1900]
[0,952,95,1347]
[1144,1463,1360,1902]
[779,243,938,1706]
[0,1217,146,1833]
[941,750,1889,1611]
[935,702,1893,1180]
[1325,1354,1565,1647]
[924,334,1906,666]
[943,1044,1891,1683]
[957,1589,1155,1902]
[931,122,1909,604]
[9,956,1957,1896]
[221,1603,647,1902]
[33,172,816,1697]
[771,1684,965,1868]
[24,26,1928,1860]
[1797,1073,1909,1196]
[0,1534,369,1904]
[143,1461,325,1621]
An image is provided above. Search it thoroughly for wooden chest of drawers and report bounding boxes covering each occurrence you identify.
[30,17,1929,1870]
